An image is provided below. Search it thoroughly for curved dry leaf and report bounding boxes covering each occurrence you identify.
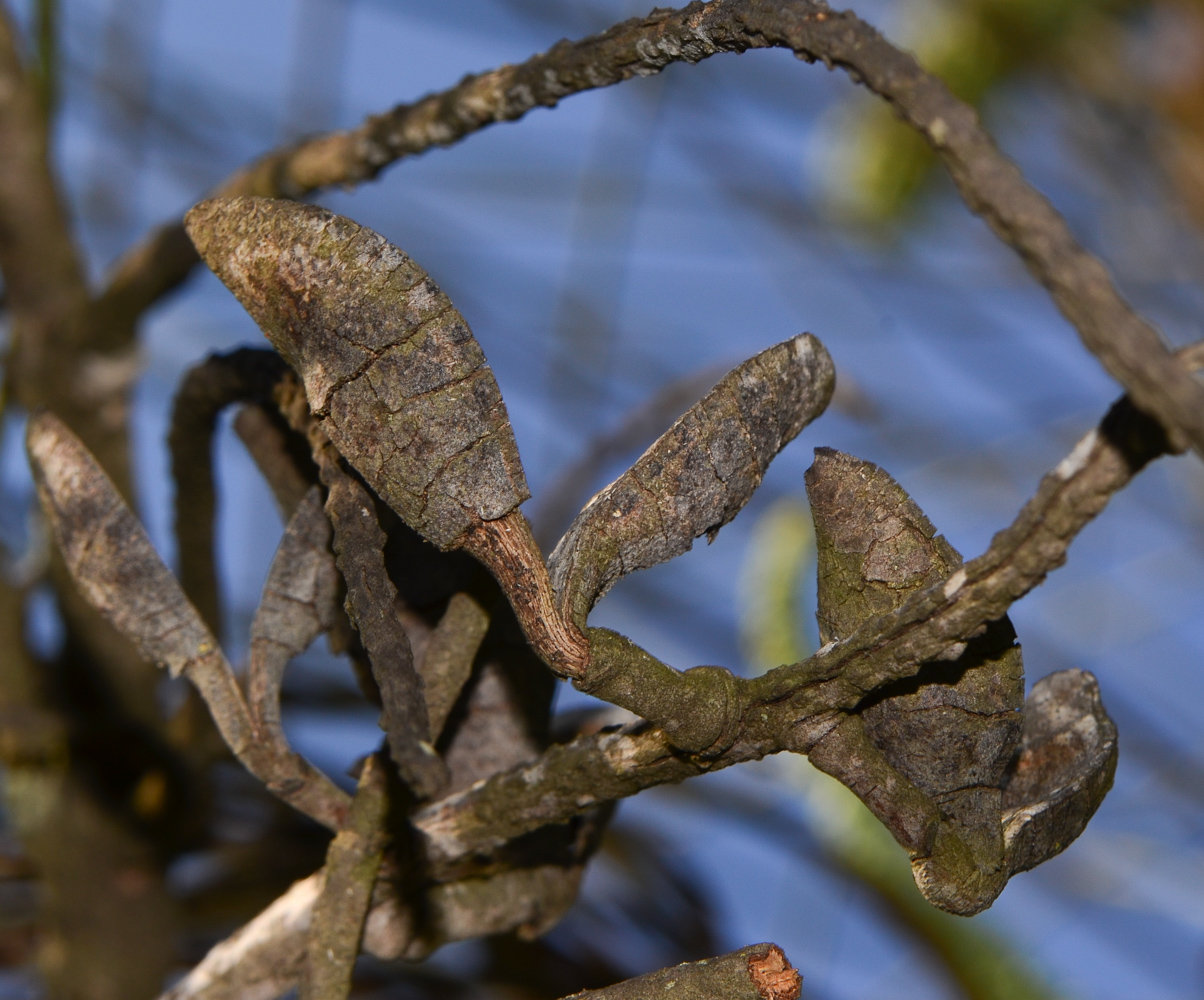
[806,448,1026,913]
[549,334,834,626]
[248,487,341,736]
[1002,668,1118,875]
[184,196,528,550]
[27,412,349,831]
[247,488,352,826]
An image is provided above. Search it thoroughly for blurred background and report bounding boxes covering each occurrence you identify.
[3,0,1204,997]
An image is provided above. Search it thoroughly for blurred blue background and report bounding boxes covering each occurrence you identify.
[4,0,1204,996]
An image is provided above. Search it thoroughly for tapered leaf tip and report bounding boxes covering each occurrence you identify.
[25,410,74,491]
[184,196,272,263]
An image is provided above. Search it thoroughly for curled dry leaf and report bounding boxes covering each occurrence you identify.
[1003,668,1118,875]
[184,197,527,549]
[549,334,835,629]
[26,412,349,830]
[804,452,1020,914]
[247,487,352,825]
[806,447,1024,914]
[185,197,586,677]
[804,447,1118,916]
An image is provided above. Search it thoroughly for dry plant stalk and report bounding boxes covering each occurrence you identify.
[5,0,1203,998]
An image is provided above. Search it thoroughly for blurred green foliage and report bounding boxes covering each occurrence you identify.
[831,0,1136,220]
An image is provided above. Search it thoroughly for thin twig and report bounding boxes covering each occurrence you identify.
[100,0,1204,457]
[301,754,389,1000]
[169,348,288,633]
[414,344,1203,866]
[566,944,800,1000]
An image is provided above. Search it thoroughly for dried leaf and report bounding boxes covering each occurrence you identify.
[549,334,834,626]
[420,592,490,741]
[1002,668,1118,875]
[806,447,1025,913]
[27,412,348,830]
[248,488,352,827]
[322,461,447,798]
[184,197,528,550]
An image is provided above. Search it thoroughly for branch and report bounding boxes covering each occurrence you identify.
[566,945,800,1000]
[233,403,318,519]
[414,344,1201,869]
[100,0,1204,459]
[160,861,594,1000]
[0,4,84,330]
[169,348,289,633]
[301,754,389,1000]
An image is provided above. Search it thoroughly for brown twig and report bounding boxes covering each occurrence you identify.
[169,348,289,633]
[565,944,800,1000]
[233,403,318,519]
[100,0,1204,457]
[413,345,1201,868]
[300,754,389,1000]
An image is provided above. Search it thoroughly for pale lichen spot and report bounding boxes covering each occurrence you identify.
[943,567,966,599]
[1055,429,1098,480]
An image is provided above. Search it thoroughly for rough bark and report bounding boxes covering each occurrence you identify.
[564,944,800,1000]
[805,448,1025,914]
[300,754,389,1000]
[101,1,1204,463]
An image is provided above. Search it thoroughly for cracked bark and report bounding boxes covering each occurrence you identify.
[185,197,586,676]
